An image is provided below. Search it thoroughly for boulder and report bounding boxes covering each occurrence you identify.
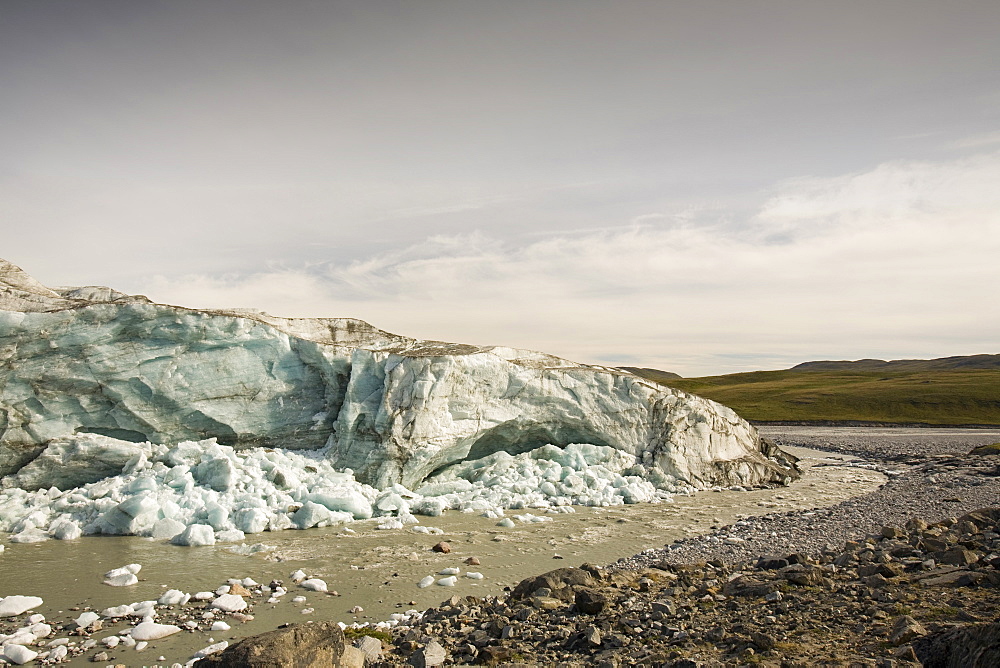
[913,619,1000,667]
[195,621,345,667]
[574,587,611,614]
[511,568,596,602]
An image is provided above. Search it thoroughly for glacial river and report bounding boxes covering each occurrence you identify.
[0,446,884,666]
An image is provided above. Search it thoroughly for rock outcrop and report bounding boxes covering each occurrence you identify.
[0,258,797,498]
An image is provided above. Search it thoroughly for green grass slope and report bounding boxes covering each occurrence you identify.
[629,355,1000,426]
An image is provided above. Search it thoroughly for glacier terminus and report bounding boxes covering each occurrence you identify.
[0,259,799,544]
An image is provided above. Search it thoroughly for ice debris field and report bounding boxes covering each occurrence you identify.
[0,433,698,545]
[0,563,427,666]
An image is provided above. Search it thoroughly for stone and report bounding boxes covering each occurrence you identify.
[723,576,783,598]
[861,574,890,588]
[913,619,1000,667]
[356,635,384,662]
[228,583,253,597]
[410,639,447,668]
[196,621,345,667]
[779,563,825,586]
[921,570,984,587]
[432,542,451,554]
[339,645,366,668]
[757,555,790,570]
[512,568,596,602]
[532,596,568,610]
[936,548,980,566]
[881,526,906,539]
[585,625,603,647]
[890,616,927,646]
[574,587,611,614]
[752,632,776,651]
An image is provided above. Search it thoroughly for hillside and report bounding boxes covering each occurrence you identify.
[629,355,1000,426]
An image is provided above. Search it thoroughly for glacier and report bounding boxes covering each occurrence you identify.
[0,258,798,543]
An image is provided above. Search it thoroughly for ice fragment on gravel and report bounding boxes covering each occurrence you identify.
[193,641,229,659]
[0,595,44,617]
[466,572,484,579]
[130,621,182,641]
[74,611,100,627]
[3,644,38,665]
[102,604,134,618]
[158,590,190,606]
[417,576,435,588]
[438,567,460,575]
[300,578,328,592]
[211,621,231,631]
[436,576,458,586]
[210,594,247,612]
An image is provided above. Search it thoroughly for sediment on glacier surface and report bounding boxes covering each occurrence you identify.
[0,258,798,541]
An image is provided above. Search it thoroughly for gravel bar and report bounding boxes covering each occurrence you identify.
[616,427,1000,570]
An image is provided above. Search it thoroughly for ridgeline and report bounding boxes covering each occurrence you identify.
[624,354,1000,427]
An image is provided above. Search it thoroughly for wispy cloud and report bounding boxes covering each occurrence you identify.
[951,130,1000,149]
[142,151,1000,376]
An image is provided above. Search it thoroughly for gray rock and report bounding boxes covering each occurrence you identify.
[355,635,383,662]
[890,615,928,646]
[195,621,345,667]
[339,645,366,668]
[512,568,595,602]
[409,639,447,668]
[574,587,611,615]
[913,619,1000,667]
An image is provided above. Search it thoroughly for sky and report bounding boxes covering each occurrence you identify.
[3,0,999,376]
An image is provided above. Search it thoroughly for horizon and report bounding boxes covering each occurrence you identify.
[6,253,996,380]
[3,1,999,377]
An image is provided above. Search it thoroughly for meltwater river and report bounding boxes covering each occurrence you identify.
[0,446,883,666]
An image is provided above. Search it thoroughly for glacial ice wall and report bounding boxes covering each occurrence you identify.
[0,259,798,517]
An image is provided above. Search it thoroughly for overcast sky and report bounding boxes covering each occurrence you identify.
[3,0,999,376]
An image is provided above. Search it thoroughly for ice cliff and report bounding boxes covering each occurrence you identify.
[0,259,798,542]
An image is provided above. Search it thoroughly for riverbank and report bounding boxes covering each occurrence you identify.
[360,427,1000,667]
[2,428,998,666]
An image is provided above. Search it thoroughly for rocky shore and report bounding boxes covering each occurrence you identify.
[200,429,1000,667]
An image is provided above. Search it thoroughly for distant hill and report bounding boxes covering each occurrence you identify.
[627,354,1000,426]
[618,367,682,383]
[790,354,1000,373]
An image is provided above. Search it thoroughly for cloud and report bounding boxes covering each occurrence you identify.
[951,130,1000,149]
[141,152,1000,376]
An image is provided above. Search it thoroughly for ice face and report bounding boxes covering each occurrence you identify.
[0,259,800,542]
